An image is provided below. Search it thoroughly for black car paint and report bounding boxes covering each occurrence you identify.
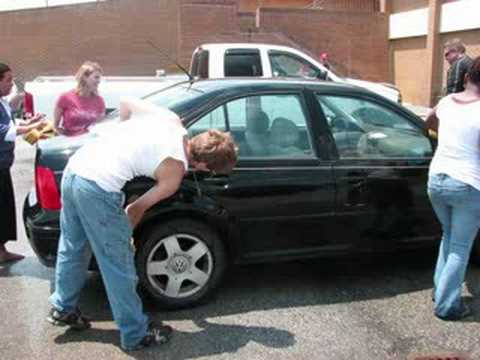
[23,79,441,267]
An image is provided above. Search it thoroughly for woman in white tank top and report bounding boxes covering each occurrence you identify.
[425,56,480,321]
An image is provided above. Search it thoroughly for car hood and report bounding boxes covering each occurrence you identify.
[345,78,400,103]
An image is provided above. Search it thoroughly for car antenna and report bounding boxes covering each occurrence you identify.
[146,40,194,82]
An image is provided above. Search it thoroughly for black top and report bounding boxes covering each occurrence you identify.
[446,55,473,94]
[0,101,15,169]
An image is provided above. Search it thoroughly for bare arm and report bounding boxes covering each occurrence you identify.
[424,107,438,133]
[16,121,47,136]
[126,158,185,228]
[1,113,46,140]
[119,99,132,121]
[53,104,66,135]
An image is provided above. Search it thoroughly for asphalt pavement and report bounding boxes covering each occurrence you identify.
[1,139,479,360]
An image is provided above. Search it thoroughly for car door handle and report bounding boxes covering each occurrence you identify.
[348,179,365,186]
[345,202,367,208]
[204,177,229,188]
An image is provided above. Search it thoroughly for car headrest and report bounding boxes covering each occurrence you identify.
[246,110,269,134]
[270,117,299,146]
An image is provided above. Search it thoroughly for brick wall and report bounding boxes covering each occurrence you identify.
[0,0,389,86]
[178,1,241,65]
[390,0,428,13]
[239,0,379,13]
[0,0,178,84]
[259,8,389,81]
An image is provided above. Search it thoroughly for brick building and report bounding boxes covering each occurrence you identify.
[0,0,387,89]
[386,0,480,106]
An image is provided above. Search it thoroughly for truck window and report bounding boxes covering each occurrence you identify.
[191,49,209,79]
[224,49,263,77]
[269,51,326,80]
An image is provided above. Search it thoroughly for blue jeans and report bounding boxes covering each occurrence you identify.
[49,170,148,349]
[428,173,480,318]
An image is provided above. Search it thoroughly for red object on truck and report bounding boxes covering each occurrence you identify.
[23,91,34,117]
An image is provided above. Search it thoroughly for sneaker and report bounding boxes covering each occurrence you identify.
[125,321,173,351]
[46,307,91,330]
[435,303,472,321]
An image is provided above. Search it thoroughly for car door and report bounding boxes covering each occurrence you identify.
[313,91,440,252]
[187,90,339,262]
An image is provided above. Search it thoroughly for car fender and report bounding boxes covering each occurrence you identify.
[131,193,237,260]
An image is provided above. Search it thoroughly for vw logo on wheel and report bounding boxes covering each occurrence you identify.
[171,256,189,274]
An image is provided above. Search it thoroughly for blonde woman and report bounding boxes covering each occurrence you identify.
[54,61,105,136]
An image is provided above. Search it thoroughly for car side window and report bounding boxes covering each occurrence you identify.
[316,94,433,159]
[226,94,314,158]
[187,106,226,137]
[269,51,326,80]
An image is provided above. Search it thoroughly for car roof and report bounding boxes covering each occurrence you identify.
[149,78,383,119]
[199,43,302,53]
[175,77,367,95]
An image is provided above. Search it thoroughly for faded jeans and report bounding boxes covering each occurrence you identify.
[49,170,148,349]
[428,173,480,318]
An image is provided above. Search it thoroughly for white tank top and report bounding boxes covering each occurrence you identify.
[429,95,480,190]
[68,113,188,193]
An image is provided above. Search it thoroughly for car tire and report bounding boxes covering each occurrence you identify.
[470,234,480,266]
[136,219,227,309]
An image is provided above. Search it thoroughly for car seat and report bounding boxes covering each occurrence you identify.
[268,117,304,157]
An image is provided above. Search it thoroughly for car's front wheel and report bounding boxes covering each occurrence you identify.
[136,219,227,309]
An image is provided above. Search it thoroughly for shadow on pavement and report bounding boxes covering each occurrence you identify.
[6,249,480,354]
[0,256,54,281]
[54,318,296,359]
[2,250,448,321]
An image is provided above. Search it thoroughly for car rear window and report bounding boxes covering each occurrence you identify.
[146,85,205,111]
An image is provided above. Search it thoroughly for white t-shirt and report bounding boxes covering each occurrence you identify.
[68,114,188,193]
[429,95,480,190]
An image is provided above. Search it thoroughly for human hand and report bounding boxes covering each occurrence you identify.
[24,113,46,125]
[119,100,132,121]
[31,119,48,131]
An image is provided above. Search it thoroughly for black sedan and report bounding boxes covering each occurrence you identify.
[23,78,480,309]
